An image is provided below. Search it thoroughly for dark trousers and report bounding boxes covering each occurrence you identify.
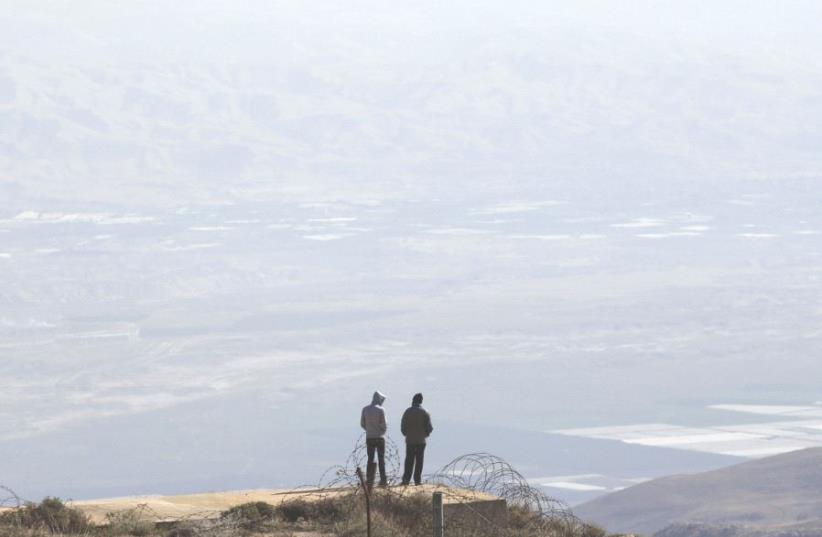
[366,437,387,484]
[402,443,426,485]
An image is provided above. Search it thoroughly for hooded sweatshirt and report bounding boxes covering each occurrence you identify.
[361,391,387,439]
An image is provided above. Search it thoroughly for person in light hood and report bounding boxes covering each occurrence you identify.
[360,390,388,486]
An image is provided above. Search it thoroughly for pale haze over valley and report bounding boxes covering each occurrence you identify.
[1,1,822,505]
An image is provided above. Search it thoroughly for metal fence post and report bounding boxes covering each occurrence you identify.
[433,491,444,537]
[356,467,372,537]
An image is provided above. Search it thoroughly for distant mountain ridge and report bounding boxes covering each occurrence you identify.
[656,521,822,537]
[3,1,821,208]
[575,447,822,535]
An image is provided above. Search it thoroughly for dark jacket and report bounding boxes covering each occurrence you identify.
[400,404,433,444]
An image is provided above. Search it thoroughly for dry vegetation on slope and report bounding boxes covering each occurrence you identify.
[0,492,612,537]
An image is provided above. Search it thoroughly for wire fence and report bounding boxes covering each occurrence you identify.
[0,485,21,510]
[312,433,582,536]
[0,433,587,536]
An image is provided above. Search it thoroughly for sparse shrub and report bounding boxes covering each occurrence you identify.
[300,496,349,524]
[164,527,196,537]
[164,516,240,537]
[105,508,155,536]
[333,510,408,537]
[274,498,312,523]
[0,528,52,537]
[372,492,430,531]
[0,497,92,534]
[508,504,538,529]
[267,495,351,525]
[500,504,604,537]
[220,501,278,530]
[580,522,608,537]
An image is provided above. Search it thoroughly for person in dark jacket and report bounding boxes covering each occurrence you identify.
[400,392,433,485]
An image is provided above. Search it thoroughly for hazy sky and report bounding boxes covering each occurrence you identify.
[1,1,821,504]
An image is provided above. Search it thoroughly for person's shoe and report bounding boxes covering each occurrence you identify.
[413,482,421,486]
[378,480,388,487]
[400,481,410,486]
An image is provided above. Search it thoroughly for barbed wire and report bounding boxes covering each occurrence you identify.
[430,452,581,533]
[433,453,575,516]
[0,485,21,509]
[0,435,583,536]
[317,433,403,488]
[312,434,581,535]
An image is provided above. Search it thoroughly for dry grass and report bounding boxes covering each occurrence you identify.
[0,493,609,537]
[0,498,92,535]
